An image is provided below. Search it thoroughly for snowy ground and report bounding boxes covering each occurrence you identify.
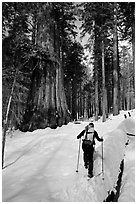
[2,110,135,202]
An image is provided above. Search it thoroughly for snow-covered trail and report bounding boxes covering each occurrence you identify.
[118,135,135,202]
[2,110,135,202]
[2,123,87,202]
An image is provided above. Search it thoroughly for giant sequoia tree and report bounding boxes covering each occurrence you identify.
[19,3,77,131]
[2,2,78,132]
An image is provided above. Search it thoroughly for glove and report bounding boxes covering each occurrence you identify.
[85,125,88,131]
[77,135,80,139]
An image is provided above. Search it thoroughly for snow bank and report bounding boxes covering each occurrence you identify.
[118,160,135,202]
[61,118,134,202]
[118,134,135,202]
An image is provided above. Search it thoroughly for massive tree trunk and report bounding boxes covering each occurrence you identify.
[19,4,70,132]
[55,18,70,126]
[83,92,88,118]
[131,10,135,110]
[56,61,70,126]
[126,57,131,110]
[94,27,99,121]
[113,3,119,116]
[132,7,135,91]
[101,39,107,122]
[72,81,77,120]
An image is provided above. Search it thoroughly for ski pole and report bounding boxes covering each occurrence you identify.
[102,140,104,180]
[76,137,82,173]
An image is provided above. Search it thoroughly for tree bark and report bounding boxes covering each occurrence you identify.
[101,39,106,122]
[113,3,119,115]
[19,4,70,131]
[126,58,130,110]
[94,30,99,121]
[132,7,135,91]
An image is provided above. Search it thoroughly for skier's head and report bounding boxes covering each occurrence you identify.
[88,123,94,132]
[88,123,94,128]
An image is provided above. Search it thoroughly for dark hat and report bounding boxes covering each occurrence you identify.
[88,122,94,127]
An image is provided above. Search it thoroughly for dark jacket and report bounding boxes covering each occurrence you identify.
[77,129,103,144]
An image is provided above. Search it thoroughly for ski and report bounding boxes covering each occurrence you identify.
[86,172,104,181]
[87,177,91,181]
[87,176,93,181]
[126,133,135,136]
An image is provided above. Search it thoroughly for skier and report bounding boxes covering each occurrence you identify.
[77,122,103,178]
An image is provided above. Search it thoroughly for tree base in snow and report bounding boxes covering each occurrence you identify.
[19,109,71,132]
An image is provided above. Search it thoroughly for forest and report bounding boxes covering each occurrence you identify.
[2,2,135,132]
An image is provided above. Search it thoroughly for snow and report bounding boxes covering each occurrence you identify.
[2,110,135,202]
[118,136,135,202]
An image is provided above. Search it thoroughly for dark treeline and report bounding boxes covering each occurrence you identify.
[2,2,135,132]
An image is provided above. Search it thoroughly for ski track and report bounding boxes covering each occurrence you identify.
[2,111,135,202]
[3,123,87,202]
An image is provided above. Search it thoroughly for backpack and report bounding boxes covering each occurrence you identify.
[82,130,95,146]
